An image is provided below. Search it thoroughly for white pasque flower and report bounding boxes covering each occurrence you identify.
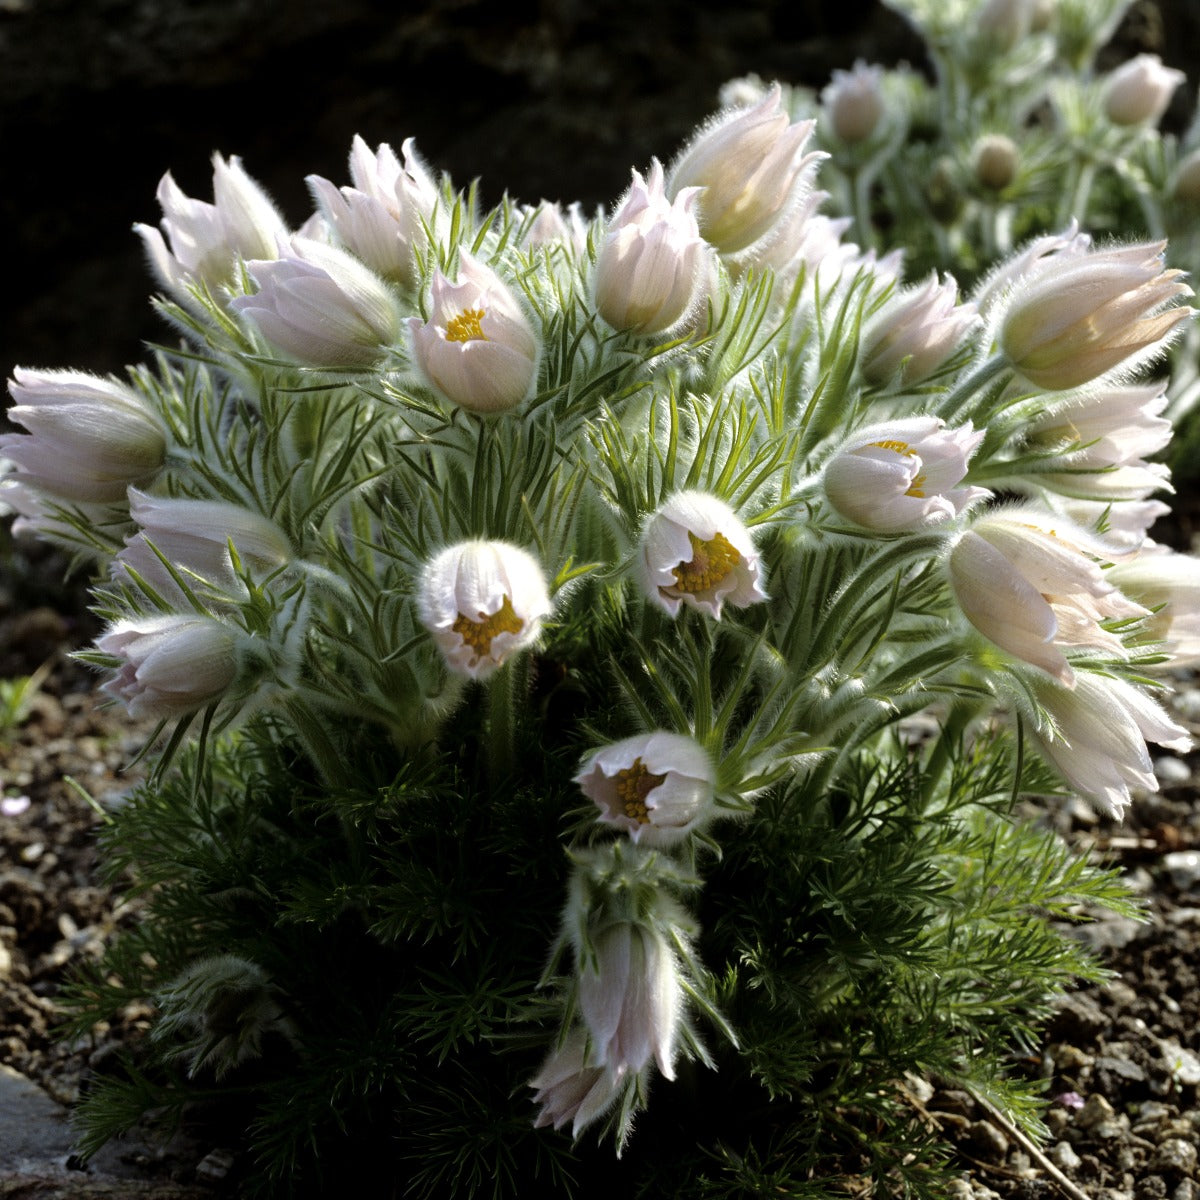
[860,273,979,386]
[417,540,552,679]
[824,417,988,533]
[1107,544,1200,668]
[134,153,287,303]
[578,922,682,1079]
[529,1028,627,1136]
[114,490,292,606]
[972,221,1092,319]
[822,60,886,145]
[638,491,768,619]
[0,368,166,506]
[97,614,240,720]
[949,508,1147,685]
[1031,672,1190,818]
[575,731,715,847]
[594,160,709,335]
[408,250,539,414]
[231,236,402,368]
[1102,54,1185,127]
[667,83,822,255]
[306,135,439,288]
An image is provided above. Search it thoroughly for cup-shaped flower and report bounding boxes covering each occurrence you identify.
[1108,545,1200,668]
[96,614,240,720]
[529,1029,627,1137]
[1027,383,1172,468]
[231,236,402,368]
[822,60,886,145]
[999,240,1192,392]
[861,273,979,386]
[417,540,552,679]
[594,160,709,336]
[575,731,715,847]
[1102,54,1185,127]
[306,135,438,288]
[578,922,682,1079]
[1030,672,1190,818]
[134,153,287,303]
[408,251,539,414]
[949,508,1146,685]
[638,491,768,619]
[972,134,1019,192]
[667,84,821,255]
[824,418,988,533]
[114,490,293,607]
[0,368,166,505]
[972,222,1092,318]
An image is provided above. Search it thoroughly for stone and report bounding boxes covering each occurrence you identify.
[1077,1093,1117,1129]
[0,1064,73,1170]
[967,1120,1008,1161]
[1163,851,1200,891]
[1049,1141,1083,1171]
[1152,1139,1198,1176]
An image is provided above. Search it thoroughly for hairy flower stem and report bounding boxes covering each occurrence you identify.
[487,658,519,783]
[935,354,1011,422]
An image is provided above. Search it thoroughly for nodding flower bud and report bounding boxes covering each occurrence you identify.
[408,250,539,414]
[232,237,402,368]
[416,540,552,679]
[1102,54,1185,128]
[822,60,886,145]
[972,134,1019,192]
[976,0,1036,50]
[0,368,166,506]
[860,273,979,386]
[529,1029,627,1137]
[594,160,710,336]
[638,490,768,619]
[998,240,1192,392]
[824,418,987,533]
[666,83,822,255]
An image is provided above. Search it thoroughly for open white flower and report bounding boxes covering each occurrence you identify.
[575,732,715,847]
[417,540,552,679]
[638,491,768,619]
[824,417,987,533]
[529,1029,627,1137]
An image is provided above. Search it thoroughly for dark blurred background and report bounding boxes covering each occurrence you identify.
[1,0,1194,378]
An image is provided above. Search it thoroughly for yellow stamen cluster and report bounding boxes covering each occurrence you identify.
[870,439,926,498]
[445,307,488,343]
[452,594,523,658]
[671,531,740,595]
[614,757,667,824]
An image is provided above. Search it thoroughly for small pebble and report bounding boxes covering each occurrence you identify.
[1153,756,1192,784]
[1077,1094,1116,1129]
[1163,851,1200,891]
[1174,1182,1197,1200]
[1139,1181,1169,1200]
[1049,1141,1082,1171]
[1161,1040,1200,1086]
[967,1120,1008,1161]
[1152,1139,1198,1177]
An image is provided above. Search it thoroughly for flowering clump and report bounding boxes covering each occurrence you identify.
[13,20,1200,1197]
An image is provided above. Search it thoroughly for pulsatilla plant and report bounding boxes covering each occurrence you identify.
[5,4,1200,1195]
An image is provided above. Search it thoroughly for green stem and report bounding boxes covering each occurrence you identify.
[487,658,518,784]
[937,354,1012,422]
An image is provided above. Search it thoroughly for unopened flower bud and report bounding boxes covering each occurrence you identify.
[667,84,822,255]
[97,614,241,719]
[999,240,1192,391]
[861,273,979,386]
[977,0,1035,50]
[408,251,539,414]
[575,731,716,847]
[822,61,886,145]
[1102,54,1185,128]
[1173,150,1200,204]
[0,369,166,505]
[594,160,709,335]
[972,134,1019,192]
[638,491,768,619]
[825,418,987,533]
[417,540,552,679]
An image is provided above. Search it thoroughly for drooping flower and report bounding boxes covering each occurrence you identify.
[998,240,1192,392]
[408,250,539,414]
[417,540,552,679]
[306,135,439,288]
[594,160,710,335]
[97,614,240,720]
[529,1029,628,1136]
[231,236,402,368]
[822,61,886,145]
[860,273,979,386]
[578,922,683,1079]
[134,153,287,303]
[1030,672,1190,818]
[666,84,822,255]
[575,731,716,847]
[0,368,166,506]
[1102,54,1185,128]
[949,508,1147,685]
[638,491,768,619]
[1107,544,1200,667]
[824,417,988,533]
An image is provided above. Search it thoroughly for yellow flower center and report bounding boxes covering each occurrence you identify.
[614,757,667,824]
[452,594,523,658]
[870,440,926,498]
[671,531,740,595]
[445,307,488,343]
